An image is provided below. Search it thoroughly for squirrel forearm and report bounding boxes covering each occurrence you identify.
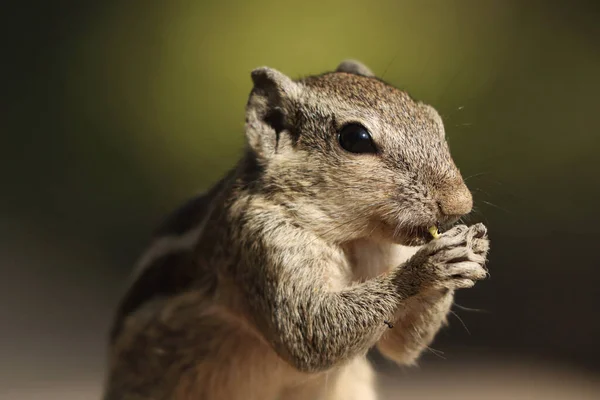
[377,288,454,365]
[240,222,421,374]
[260,274,405,373]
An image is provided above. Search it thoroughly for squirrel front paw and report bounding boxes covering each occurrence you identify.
[396,223,490,295]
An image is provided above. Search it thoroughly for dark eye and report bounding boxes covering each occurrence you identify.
[338,123,377,154]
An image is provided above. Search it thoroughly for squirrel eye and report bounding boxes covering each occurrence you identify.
[338,123,377,154]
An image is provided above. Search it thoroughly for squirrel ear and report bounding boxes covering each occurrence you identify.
[335,59,374,77]
[250,67,299,97]
[246,67,300,159]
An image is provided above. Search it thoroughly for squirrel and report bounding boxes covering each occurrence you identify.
[103,60,490,400]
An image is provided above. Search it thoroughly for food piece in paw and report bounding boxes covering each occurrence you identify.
[428,226,440,239]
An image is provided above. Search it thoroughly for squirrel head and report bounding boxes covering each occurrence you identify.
[244,60,472,245]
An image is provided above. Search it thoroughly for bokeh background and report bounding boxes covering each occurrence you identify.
[3,0,600,399]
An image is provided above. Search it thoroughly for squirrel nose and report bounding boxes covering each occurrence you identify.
[436,181,473,220]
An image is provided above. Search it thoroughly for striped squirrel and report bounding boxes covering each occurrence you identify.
[103,60,489,400]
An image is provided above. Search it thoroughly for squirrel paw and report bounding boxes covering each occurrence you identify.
[401,223,490,292]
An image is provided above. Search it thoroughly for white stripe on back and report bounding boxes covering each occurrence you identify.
[130,189,219,281]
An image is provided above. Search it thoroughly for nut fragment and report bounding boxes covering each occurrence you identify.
[428,226,440,239]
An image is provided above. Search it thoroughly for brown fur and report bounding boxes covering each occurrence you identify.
[103,60,490,400]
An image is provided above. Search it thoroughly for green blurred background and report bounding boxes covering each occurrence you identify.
[3,0,600,398]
